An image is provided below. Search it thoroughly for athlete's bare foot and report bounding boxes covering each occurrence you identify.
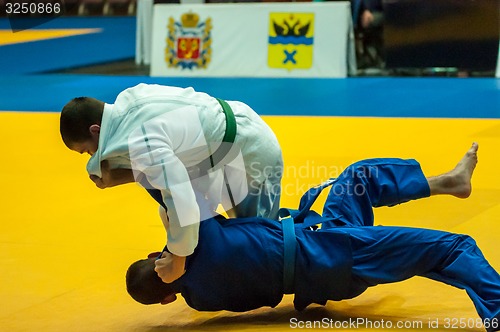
[428,142,478,198]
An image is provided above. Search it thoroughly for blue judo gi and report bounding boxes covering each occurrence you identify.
[149,158,500,329]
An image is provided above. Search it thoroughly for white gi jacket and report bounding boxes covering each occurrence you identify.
[87,84,282,256]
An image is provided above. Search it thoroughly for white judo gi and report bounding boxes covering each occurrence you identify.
[86,83,283,256]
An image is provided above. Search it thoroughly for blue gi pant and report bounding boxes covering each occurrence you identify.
[313,158,500,329]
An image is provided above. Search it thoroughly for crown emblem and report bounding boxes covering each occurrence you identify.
[181,12,199,28]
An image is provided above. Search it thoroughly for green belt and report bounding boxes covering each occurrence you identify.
[190,98,237,174]
[216,98,237,144]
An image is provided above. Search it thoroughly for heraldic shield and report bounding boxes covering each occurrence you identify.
[165,12,212,70]
[268,13,314,70]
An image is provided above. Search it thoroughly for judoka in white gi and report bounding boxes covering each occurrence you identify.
[60,83,283,283]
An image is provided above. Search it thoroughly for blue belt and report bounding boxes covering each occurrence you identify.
[280,213,297,294]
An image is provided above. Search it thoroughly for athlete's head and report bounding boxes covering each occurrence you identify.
[126,256,178,305]
[60,97,104,155]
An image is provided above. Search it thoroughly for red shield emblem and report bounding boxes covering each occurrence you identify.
[177,37,200,59]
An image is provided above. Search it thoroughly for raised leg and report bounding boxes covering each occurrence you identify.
[322,143,478,228]
[322,158,430,227]
[345,226,500,326]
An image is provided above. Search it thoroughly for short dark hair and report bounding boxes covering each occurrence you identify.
[126,258,177,305]
[59,97,104,148]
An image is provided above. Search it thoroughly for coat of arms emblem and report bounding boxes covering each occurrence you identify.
[165,12,212,70]
[268,13,314,70]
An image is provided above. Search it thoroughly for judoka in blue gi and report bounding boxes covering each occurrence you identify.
[126,143,500,331]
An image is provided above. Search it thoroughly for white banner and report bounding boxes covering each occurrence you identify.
[150,2,355,78]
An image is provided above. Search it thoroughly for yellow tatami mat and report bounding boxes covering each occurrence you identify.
[0,112,499,331]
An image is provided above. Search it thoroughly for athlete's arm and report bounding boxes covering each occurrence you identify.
[90,160,135,189]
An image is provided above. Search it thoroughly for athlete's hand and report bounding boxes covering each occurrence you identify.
[89,160,135,189]
[89,175,106,189]
[154,252,186,283]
